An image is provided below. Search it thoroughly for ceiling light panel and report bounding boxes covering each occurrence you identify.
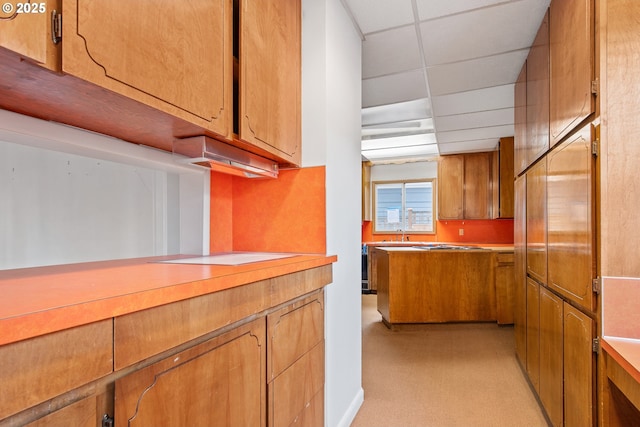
[362,26,422,79]
[363,143,440,161]
[362,99,432,126]
[362,133,437,150]
[344,0,414,34]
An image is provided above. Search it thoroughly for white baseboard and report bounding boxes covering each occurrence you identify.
[333,387,364,427]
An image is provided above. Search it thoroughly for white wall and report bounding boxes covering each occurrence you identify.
[370,160,437,182]
[0,110,209,270]
[302,0,364,425]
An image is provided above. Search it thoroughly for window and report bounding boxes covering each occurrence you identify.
[373,180,435,233]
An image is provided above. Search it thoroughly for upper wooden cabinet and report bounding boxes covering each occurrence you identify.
[549,0,595,145]
[526,11,550,163]
[239,0,301,165]
[514,63,528,176]
[62,0,233,141]
[0,0,301,167]
[0,0,61,70]
[438,152,492,220]
[492,137,514,219]
[547,123,596,312]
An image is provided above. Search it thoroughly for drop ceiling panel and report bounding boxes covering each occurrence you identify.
[431,84,515,116]
[362,99,431,126]
[362,26,422,79]
[345,0,414,34]
[426,50,528,96]
[415,0,507,20]
[437,124,514,144]
[362,70,428,108]
[438,139,500,155]
[419,0,548,66]
[435,108,514,132]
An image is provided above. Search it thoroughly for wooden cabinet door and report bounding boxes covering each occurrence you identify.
[526,158,547,285]
[239,0,301,165]
[514,175,527,366]
[464,152,492,219]
[438,155,464,219]
[514,63,528,176]
[563,303,594,427]
[115,319,266,427]
[0,0,61,70]
[547,124,595,312]
[526,278,540,393]
[526,10,550,163]
[549,0,595,145]
[539,287,563,427]
[495,252,515,325]
[62,0,232,139]
[24,396,96,427]
[496,137,514,218]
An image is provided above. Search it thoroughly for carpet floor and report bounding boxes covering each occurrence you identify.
[351,294,550,427]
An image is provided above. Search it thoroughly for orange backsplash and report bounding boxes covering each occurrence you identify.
[210,167,327,254]
[362,219,514,244]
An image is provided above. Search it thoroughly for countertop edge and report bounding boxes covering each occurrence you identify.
[602,337,640,385]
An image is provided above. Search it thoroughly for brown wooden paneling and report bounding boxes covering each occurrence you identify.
[62,0,232,139]
[495,252,515,325]
[438,155,464,219]
[0,0,61,70]
[24,396,96,427]
[498,137,515,218]
[268,343,324,427]
[115,318,266,427]
[239,0,301,165]
[526,278,540,392]
[514,63,528,176]
[549,0,595,145]
[526,11,550,160]
[547,123,596,312]
[267,291,324,381]
[464,152,492,219]
[0,320,113,420]
[526,158,547,285]
[563,303,594,427]
[539,287,563,427]
[514,175,527,365]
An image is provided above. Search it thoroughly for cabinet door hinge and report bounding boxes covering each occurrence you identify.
[51,10,62,44]
[592,276,602,294]
[591,78,599,96]
[102,414,114,427]
[593,337,600,354]
[592,139,599,157]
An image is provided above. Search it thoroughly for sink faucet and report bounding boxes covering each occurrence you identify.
[397,229,405,242]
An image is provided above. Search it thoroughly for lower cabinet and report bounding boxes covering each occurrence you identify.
[522,279,595,427]
[495,251,515,325]
[115,318,266,427]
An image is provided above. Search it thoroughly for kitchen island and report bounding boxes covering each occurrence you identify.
[371,245,513,326]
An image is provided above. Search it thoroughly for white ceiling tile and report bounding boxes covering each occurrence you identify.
[415,0,506,21]
[362,70,428,108]
[431,84,514,116]
[426,50,528,96]
[438,139,500,155]
[345,0,414,34]
[436,125,514,144]
[434,108,514,132]
[362,26,422,79]
[420,0,549,66]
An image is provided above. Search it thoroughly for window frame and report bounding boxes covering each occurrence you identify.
[372,178,436,235]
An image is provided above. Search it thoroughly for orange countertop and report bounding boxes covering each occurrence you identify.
[0,253,337,346]
[365,242,514,251]
[602,338,640,385]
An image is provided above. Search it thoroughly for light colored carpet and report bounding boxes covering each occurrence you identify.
[351,294,550,427]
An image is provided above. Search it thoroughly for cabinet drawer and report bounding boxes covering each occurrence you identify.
[114,280,268,369]
[497,252,515,265]
[0,319,113,420]
[268,343,324,427]
[268,291,324,380]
